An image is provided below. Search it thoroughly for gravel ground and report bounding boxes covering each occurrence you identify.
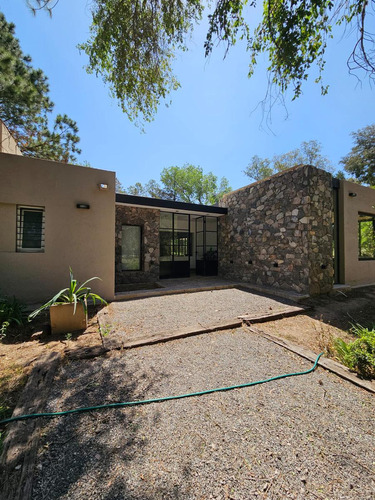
[101,288,293,347]
[32,328,374,500]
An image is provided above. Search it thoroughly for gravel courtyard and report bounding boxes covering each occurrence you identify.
[32,328,374,500]
[100,288,294,347]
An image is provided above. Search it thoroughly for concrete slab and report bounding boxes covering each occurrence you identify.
[114,276,309,303]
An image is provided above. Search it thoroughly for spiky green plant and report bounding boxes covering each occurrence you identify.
[334,324,375,379]
[28,268,107,321]
[0,296,24,340]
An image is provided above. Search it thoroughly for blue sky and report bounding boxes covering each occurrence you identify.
[1,1,374,191]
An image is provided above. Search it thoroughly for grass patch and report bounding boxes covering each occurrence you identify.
[334,324,375,379]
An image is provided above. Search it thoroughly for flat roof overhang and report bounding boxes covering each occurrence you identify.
[116,193,228,217]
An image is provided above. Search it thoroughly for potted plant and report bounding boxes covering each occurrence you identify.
[28,268,107,334]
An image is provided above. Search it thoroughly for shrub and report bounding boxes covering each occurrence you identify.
[0,296,24,340]
[334,324,375,379]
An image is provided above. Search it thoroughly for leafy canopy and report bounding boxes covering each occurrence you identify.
[0,12,81,162]
[340,124,375,186]
[121,164,232,205]
[244,140,333,181]
[34,0,372,126]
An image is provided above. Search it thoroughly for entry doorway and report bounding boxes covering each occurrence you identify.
[159,212,219,279]
[196,216,218,276]
[159,212,191,278]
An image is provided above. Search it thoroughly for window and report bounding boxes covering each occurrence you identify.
[121,225,142,270]
[358,213,375,260]
[17,206,45,252]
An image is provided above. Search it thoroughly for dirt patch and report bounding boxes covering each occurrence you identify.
[258,286,375,356]
[0,307,103,427]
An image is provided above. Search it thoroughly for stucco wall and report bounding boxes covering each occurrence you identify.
[339,180,375,286]
[0,153,115,303]
[0,121,22,156]
[115,205,160,285]
[219,165,334,295]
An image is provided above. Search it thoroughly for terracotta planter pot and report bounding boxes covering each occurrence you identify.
[49,302,87,334]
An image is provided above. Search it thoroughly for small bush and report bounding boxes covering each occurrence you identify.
[334,324,375,379]
[0,296,24,340]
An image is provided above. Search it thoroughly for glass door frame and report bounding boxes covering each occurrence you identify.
[195,215,218,276]
[159,212,191,279]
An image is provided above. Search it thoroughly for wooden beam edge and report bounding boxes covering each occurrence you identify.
[247,326,375,394]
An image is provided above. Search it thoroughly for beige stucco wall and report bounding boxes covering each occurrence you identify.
[0,153,116,303]
[0,121,22,156]
[339,180,375,286]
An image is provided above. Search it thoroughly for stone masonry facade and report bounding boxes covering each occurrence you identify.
[115,205,160,285]
[218,165,334,295]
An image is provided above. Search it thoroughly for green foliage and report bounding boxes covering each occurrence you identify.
[0,296,24,340]
[244,140,332,181]
[36,0,372,126]
[123,164,232,204]
[334,324,375,379]
[28,268,107,321]
[243,155,274,182]
[340,124,375,186]
[0,12,81,162]
[78,0,203,126]
[116,178,126,194]
[358,214,375,259]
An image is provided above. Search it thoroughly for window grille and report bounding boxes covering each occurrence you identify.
[16,206,45,252]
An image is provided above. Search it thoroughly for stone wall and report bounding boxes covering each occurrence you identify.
[219,165,334,295]
[115,205,160,285]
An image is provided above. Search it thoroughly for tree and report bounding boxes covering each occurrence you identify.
[340,124,375,186]
[243,156,274,182]
[244,140,333,182]
[34,1,373,126]
[123,164,231,204]
[0,12,81,162]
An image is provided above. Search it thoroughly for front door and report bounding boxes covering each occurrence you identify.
[159,212,191,278]
[196,216,218,276]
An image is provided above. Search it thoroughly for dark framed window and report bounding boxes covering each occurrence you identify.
[358,213,375,260]
[17,206,45,252]
[121,225,142,270]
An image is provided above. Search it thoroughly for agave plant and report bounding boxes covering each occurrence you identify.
[28,268,107,321]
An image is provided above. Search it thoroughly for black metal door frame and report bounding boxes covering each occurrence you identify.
[195,216,218,276]
[159,212,191,279]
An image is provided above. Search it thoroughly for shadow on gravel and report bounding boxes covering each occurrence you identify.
[31,354,191,499]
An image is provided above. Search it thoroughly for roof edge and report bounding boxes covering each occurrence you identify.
[115,193,228,214]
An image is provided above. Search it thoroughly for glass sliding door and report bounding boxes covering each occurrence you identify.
[160,212,191,278]
[195,216,218,276]
[173,214,190,277]
[160,212,173,278]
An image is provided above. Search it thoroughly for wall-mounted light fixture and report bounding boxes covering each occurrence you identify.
[98,183,108,191]
[76,203,90,209]
[348,192,357,197]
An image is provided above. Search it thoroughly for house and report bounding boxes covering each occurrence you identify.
[1,139,375,303]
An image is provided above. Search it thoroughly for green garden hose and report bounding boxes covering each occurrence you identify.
[0,352,323,427]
